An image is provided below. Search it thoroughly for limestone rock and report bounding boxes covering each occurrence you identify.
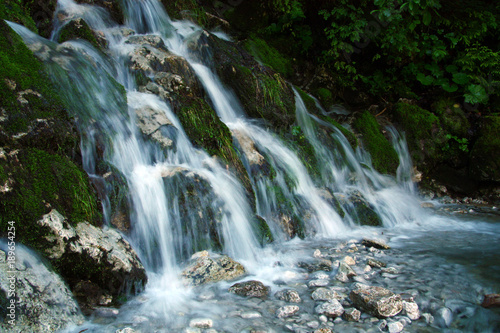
[276,305,300,318]
[275,289,302,303]
[387,321,404,333]
[228,280,270,299]
[402,300,420,320]
[314,300,345,318]
[349,283,402,318]
[35,210,147,312]
[336,262,356,282]
[342,308,361,322]
[189,318,213,328]
[362,238,390,250]
[181,254,245,286]
[134,105,176,149]
[311,288,337,302]
[0,243,84,332]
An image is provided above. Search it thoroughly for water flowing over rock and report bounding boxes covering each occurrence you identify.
[35,210,147,312]
[0,242,84,332]
[134,105,176,149]
[228,280,270,299]
[181,253,246,286]
[349,283,403,318]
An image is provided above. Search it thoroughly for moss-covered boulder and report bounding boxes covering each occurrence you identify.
[0,0,38,33]
[469,115,500,182]
[431,98,470,138]
[175,97,254,201]
[243,36,293,78]
[392,102,446,172]
[58,18,104,50]
[353,110,399,174]
[187,30,296,130]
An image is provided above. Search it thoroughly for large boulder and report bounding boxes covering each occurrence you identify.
[125,35,203,100]
[181,252,246,286]
[0,242,84,332]
[349,283,403,318]
[35,210,147,313]
[469,115,500,182]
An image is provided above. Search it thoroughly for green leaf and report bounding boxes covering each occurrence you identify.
[441,81,458,92]
[417,72,434,85]
[452,73,469,85]
[445,65,458,73]
[465,84,488,104]
[423,11,431,25]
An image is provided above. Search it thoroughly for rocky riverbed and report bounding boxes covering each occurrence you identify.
[70,214,500,333]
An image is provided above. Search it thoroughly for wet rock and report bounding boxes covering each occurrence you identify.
[298,259,333,272]
[362,238,390,250]
[313,328,333,333]
[93,307,119,318]
[335,262,356,282]
[0,244,84,332]
[232,128,270,177]
[276,305,300,318]
[35,210,146,312]
[402,300,420,320]
[434,307,453,328]
[181,254,245,286]
[308,279,330,288]
[241,311,262,319]
[481,294,500,308]
[189,318,213,328]
[228,280,270,299]
[367,258,386,268]
[275,289,302,303]
[342,255,356,266]
[311,288,337,302]
[343,308,361,322]
[58,17,105,50]
[314,300,345,318]
[349,283,403,318]
[134,105,176,149]
[387,321,404,333]
[310,271,330,280]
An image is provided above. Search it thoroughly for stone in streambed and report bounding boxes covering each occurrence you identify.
[350,283,402,318]
[362,238,390,250]
[181,253,246,286]
[275,288,301,303]
[342,308,361,322]
[276,305,300,318]
[315,300,345,318]
[402,300,420,320]
[335,262,356,282]
[228,280,270,298]
[311,288,337,302]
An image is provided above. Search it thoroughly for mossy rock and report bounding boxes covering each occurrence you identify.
[74,0,124,25]
[243,36,293,78]
[0,148,100,247]
[353,110,399,174]
[0,0,38,33]
[431,98,470,138]
[253,215,274,245]
[161,0,208,27]
[0,20,74,147]
[320,116,358,150]
[174,97,254,205]
[295,86,322,115]
[316,88,334,109]
[393,102,446,170]
[188,31,296,130]
[58,18,103,50]
[469,115,500,182]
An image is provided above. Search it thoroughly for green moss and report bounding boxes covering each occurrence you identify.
[0,0,37,32]
[243,36,292,77]
[316,88,334,109]
[0,148,99,248]
[253,216,274,245]
[176,97,254,202]
[161,0,208,27]
[470,115,500,181]
[295,86,322,115]
[58,18,101,50]
[284,125,319,180]
[321,116,358,150]
[0,20,68,137]
[393,102,446,168]
[431,98,470,138]
[353,110,399,174]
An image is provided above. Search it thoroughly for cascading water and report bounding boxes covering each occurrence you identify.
[6,0,500,331]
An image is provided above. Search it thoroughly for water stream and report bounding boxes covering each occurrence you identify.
[5,0,500,331]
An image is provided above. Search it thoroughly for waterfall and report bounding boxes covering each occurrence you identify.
[5,0,437,329]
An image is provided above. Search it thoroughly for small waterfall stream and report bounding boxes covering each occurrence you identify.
[5,0,500,331]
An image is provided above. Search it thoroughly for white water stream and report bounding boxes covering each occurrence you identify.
[5,0,500,331]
